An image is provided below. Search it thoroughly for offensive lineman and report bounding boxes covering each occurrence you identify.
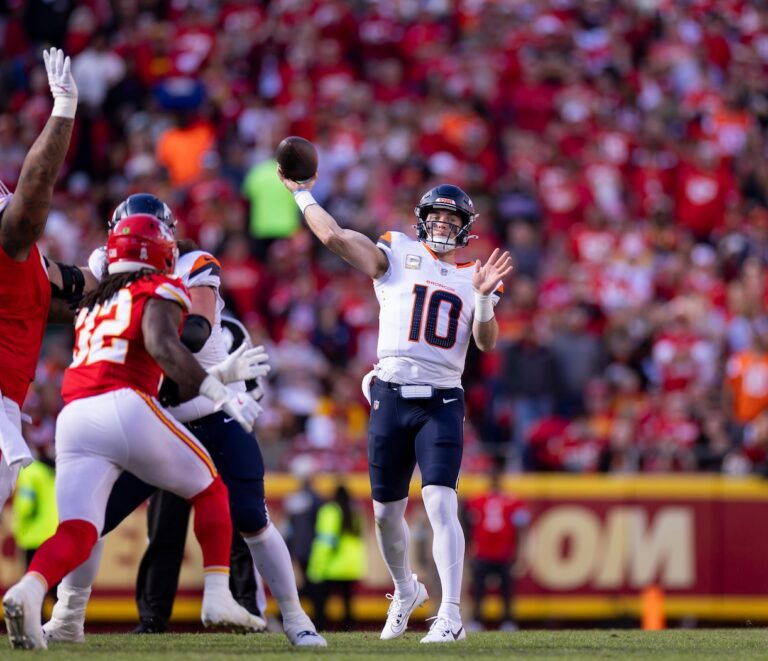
[3,214,264,649]
[279,171,512,643]
[43,195,326,647]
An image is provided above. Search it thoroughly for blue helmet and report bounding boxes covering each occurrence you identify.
[109,193,176,232]
[413,184,477,252]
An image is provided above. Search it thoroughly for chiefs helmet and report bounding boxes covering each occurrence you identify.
[107,214,178,275]
[109,193,176,232]
[413,184,477,253]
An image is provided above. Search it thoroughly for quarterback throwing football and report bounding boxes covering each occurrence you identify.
[279,170,512,643]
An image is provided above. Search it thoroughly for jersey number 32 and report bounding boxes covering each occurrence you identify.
[71,290,133,367]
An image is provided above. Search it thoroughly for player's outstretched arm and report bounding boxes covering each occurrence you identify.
[0,48,78,260]
[472,248,513,352]
[278,168,388,279]
[143,298,262,432]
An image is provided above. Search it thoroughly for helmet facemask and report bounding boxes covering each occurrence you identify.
[413,184,478,254]
[419,213,470,253]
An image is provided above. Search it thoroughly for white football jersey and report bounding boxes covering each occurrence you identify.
[87,246,244,422]
[373,231,502,388]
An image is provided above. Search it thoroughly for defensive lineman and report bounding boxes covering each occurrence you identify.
[0,48,78,506]
[279,171,512,643]
[3,215,264,649]
[43,195,325,647]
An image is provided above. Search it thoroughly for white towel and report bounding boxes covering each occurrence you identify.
[361,369,375,406]
[0,394,33,469]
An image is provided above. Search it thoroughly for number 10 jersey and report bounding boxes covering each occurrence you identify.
[373,231,502,389]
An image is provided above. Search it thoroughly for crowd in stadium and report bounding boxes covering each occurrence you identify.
[3,0,768,475]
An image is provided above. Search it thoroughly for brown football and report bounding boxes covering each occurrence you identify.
[276,136,318,182]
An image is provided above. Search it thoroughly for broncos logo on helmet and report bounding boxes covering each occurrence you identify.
[109,193,176,232]
[413,184,477,253]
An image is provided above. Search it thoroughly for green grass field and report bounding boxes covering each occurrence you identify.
[5,630,767,661]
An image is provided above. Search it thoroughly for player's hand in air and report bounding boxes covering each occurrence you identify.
[43,47,78,118]
[208,344,271,384]
[277,167,317,193]
[199,376,263,433]
[472,248,513,296]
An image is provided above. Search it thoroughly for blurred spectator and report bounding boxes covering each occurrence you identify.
[306,484,367,631]
[242,156,299,257]
[500,322,560,468]
[156,110,215,186]
[12,450,57,568]
[464,462,530,632]
[283,455,324,591]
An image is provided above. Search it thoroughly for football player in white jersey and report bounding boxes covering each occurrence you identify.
[279,173,512,643]
[43,194,326,647]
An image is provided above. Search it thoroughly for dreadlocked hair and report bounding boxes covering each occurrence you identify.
[79,269,156,312]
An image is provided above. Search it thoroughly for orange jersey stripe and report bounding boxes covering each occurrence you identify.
[191,254,221,272]
[136,390,217,477]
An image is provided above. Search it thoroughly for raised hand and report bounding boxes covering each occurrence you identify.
[43,47,78,119]
[277,166,317,193]
[472,248,513,296]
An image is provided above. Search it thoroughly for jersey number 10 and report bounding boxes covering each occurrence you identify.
[408,284,462,349]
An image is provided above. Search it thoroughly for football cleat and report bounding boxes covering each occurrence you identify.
[3,580,47,649]
[420,615,467,643]
[43,584,90,644]
[380,575,429,640]
[201,589,266,633]
[285,628,327,647]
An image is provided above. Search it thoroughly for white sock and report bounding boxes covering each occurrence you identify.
[62,537,104,589]
[244,524,309,627]
[20,572,47,602]
[422,485,464,618]
[203,571,230,593]
[373,498,414,597]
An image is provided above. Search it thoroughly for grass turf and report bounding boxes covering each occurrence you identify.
[3,630,767,660]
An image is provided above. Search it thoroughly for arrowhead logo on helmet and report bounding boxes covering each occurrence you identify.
[107,214,178,275]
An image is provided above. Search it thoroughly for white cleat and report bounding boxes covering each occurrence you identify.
[201,590,267,633]
[380,575,429,640]
[43,616,85,644]
[3,581,47,650]
[283,613,327,647]
[420,615,466,643]
[43,584,89,644]
[285,628,327,647]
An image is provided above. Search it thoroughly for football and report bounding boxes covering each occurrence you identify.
[276,136,318,182]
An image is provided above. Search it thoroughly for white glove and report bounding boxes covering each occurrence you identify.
[207,344,271,384]
[199,375,262,433]
[43,47,78,119]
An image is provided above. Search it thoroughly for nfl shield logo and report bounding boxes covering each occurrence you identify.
[373,400,380,410]
[441,268,448,276]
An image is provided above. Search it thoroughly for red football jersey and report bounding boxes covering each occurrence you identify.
[0,243,51,407]
[465,492,530,563]
[61,273,190,404]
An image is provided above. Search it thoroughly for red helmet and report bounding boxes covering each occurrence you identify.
[107,213,177,275]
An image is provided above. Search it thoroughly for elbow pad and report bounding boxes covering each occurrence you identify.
[180,314,212,353]
[50,262,86,307]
